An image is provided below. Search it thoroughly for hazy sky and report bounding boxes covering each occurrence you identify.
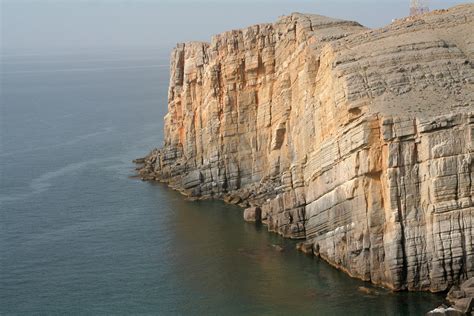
[1,0,470,56]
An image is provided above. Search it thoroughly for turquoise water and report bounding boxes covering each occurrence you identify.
[0,52,443,315]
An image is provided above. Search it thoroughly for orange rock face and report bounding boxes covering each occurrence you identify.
[138,5,474,291]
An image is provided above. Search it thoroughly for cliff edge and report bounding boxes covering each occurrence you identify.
[137,4,474,292]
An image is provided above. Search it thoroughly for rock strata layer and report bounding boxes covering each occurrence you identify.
[137,5,474,292]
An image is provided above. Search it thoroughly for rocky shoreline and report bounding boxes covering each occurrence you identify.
[136,4,473,294]
[136,154,474,314]
[427,277,474,315]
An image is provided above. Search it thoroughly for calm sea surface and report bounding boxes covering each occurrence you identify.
[0,52,443,315]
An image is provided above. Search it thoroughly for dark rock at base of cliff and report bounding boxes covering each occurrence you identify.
[133,157,146,164]
[445,278,474,314]
[296,242,314,255]
[429,278,474,315]
[243,207,262,222]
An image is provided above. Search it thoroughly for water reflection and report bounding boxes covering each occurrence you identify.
[151,186,442,315]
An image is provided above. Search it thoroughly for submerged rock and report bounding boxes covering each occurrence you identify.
[357,286,380,296]
[137,4,474,291]
[271,244,285,252]
[296,242,313,255]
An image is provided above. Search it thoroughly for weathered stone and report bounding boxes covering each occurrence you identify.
[448,287,467,302]
[453,297,473,314]
[137,5,474,292]
[296,242,313,255]
[243,207,262,222]
[445,278,474,314]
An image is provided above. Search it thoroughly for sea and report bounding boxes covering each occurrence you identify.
[0,50,443,315]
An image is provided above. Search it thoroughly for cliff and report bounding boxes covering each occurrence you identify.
[137,4,474,292]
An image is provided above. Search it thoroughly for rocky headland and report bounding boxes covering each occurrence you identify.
[136,4,474,293]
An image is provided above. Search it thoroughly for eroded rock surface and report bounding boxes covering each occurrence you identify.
[447,277,474,314]
[137,5,474,291]
[428,277,474,315]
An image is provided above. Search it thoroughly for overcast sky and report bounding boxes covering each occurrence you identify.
[1,0,470,56]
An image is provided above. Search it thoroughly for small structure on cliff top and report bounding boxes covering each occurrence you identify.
[410,0,429,16]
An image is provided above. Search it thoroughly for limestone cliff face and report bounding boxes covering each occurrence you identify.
[138,5,474,292]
